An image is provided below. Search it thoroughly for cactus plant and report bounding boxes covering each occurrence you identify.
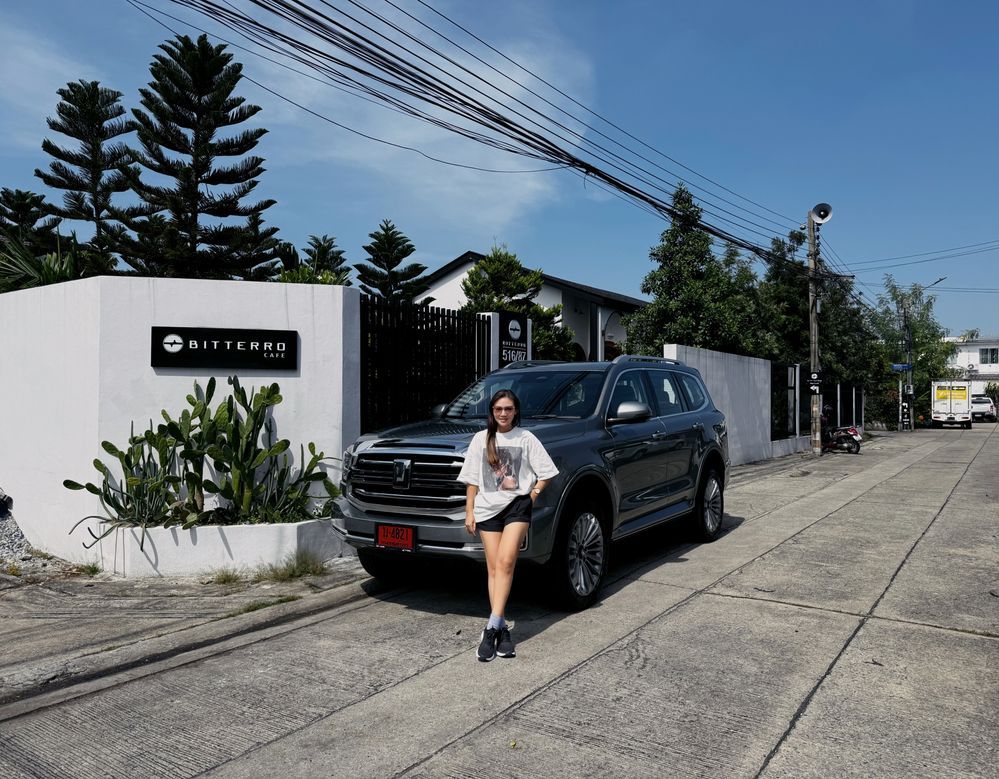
[65,377,340,546]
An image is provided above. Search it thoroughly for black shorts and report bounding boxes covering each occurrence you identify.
[477,494,533,533]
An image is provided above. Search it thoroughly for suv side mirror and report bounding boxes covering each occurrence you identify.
[430,403,447,418]
[608,400,652,425]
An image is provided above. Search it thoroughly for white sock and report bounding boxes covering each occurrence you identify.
[487,614,505,630]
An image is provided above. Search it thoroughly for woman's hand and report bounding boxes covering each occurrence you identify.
[465,512,477,535]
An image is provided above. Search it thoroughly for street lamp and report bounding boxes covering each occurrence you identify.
[807,203,832,455]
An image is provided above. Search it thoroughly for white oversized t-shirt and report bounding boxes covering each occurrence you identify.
[457,427,559,521]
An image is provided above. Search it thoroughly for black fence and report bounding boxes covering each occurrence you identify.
[360,297,491,434]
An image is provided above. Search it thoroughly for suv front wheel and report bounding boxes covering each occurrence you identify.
[547,500,609,611]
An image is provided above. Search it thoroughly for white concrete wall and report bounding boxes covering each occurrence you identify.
[560,291,590,357]
[662,344,775,466]
[97,518,341,577]
[0,277,361,564]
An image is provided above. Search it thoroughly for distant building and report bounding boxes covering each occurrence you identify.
[945,335,999,393]
[421,251,647,361]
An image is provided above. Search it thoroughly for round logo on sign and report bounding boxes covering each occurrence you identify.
[508,319,522,340]
[162,334,184,353]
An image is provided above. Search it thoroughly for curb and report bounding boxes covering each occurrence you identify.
[0,575,384,719]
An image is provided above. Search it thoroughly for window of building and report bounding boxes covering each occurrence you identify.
[980,348,999,364]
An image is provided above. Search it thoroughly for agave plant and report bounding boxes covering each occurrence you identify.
[0,236,80,291]
[64,424,182,549]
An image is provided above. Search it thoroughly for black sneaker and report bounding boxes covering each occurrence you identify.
[496,627,515,658]
[477,627,499,662]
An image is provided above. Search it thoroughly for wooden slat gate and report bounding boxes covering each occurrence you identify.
[360,297,492,433]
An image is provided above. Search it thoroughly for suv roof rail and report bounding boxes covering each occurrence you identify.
[499,360,567,370]
[611,354,684,366]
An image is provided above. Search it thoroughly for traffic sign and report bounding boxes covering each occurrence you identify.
[891,363,912,372]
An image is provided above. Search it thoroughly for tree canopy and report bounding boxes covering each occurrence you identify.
[624,186,768,358]
[460,245,575,360]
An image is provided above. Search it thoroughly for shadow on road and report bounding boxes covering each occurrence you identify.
[356,510,748,648]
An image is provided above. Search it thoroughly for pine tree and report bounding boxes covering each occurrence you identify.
[459,245,575,360]
[304,235,350,280]
[33,80,134,272]
[0,188,61,256]
[119,34,278,278]
[354,219,431,301]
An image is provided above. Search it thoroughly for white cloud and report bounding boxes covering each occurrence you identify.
[0,14,103,149]
[218,0,596,236]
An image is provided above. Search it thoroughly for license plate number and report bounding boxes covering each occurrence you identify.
[376,524,415,551]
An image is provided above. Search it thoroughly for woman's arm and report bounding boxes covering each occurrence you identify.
[530,479,549,503]
[464,484,479,534]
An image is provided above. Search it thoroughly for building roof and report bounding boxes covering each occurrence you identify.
[424,250,648,311]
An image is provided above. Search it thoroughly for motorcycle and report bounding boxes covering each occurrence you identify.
[822,425,862,454]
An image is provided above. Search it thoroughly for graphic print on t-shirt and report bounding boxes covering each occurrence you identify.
[485,446,522,491]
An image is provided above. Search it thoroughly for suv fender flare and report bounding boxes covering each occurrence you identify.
[696,446,728,491]
[543,466,616,555]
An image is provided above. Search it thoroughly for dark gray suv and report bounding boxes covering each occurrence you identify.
[331,355,729,609]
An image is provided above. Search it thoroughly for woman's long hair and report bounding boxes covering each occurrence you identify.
[486,389,520,466]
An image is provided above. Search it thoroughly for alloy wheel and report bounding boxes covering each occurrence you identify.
[702,475,723,534]
[567,512,605,596]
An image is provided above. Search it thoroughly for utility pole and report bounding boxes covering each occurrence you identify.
[806,203,832,455]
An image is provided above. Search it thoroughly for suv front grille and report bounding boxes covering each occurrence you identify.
[349,452,466,510]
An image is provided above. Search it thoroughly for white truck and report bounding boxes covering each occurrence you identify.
[931,380,972,429]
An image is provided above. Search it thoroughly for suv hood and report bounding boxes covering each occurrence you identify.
[352,417,585,455]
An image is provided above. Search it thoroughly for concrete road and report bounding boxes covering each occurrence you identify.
[1,427,996,778]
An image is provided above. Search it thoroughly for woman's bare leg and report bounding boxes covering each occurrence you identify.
[481,523,528,619]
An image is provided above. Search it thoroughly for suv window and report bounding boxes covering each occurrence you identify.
[445,370,604,419]
[678,373,707,411]
[608,371,652,417]
[647,369,685,417]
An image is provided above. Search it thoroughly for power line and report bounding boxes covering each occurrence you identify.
[413,0,801,230]
[129,0,568,173]
[159,0,792,262]
[846,238,999,266]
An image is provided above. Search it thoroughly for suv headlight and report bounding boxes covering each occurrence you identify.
[342,447,356,473]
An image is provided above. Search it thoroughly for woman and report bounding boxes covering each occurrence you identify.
[458,389,558,662]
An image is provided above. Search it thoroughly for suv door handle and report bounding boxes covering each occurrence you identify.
[652,431,668,440]
[691,422,704,432]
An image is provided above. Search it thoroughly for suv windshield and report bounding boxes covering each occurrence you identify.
[445,370,605,419]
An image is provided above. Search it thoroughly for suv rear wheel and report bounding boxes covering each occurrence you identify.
[547,500,609,611]
[691,468,724,542]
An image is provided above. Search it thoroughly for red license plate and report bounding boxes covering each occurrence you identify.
[376,524,415,551]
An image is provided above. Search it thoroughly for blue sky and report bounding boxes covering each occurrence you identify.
[2,0,998,336]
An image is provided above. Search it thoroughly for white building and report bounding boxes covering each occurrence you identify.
[421,251,646,361]
[945,335,999,393]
